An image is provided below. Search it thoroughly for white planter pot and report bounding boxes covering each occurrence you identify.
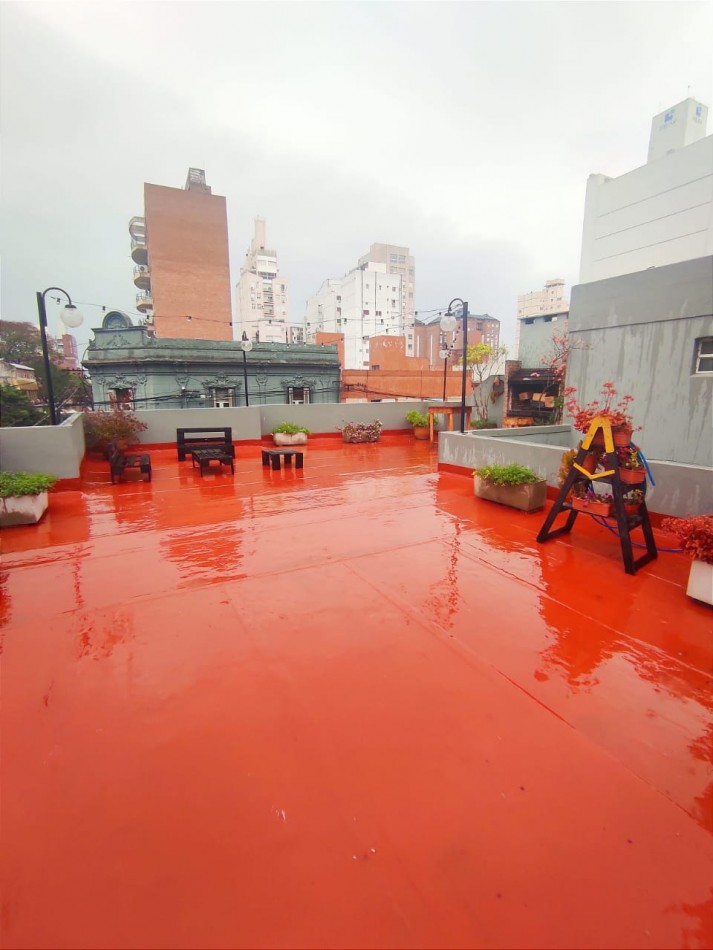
[273,432,308,446]
[686,559,713,606]
[0,491,49,527]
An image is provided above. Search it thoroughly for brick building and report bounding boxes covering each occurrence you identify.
[129,168,233,342]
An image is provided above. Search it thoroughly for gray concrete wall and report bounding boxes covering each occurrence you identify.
[438,429,713,516]
[131,401,429,444]
[0,412,85,479]
[566,255,713,467]
[134,407,263,443]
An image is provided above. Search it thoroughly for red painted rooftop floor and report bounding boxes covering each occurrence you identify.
[2,436,712,949]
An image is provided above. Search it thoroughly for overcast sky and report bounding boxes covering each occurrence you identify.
[1,0,711,357]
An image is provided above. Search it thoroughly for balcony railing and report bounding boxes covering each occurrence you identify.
[133,265,151,290]
[136,290,153,312]
[131,238,148,265]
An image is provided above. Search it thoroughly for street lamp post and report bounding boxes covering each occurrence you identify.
[240,335,253,407]
[439,347,450,402]
[441,298,469,432]
[35,287,83,425]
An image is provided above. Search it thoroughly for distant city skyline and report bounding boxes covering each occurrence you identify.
[1,2,711,360]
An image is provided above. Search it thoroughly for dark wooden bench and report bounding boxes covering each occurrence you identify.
[108,441,152,484]
[261,449,304,471]
[176,427,235,462]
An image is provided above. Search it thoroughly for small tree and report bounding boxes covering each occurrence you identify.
[0,385,44,428]
[466,343,508,422]
[536,329,589,423]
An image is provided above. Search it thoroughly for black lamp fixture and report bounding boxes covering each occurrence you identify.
[240,331,253,407]
[440,298,469,433]
[36,287,83,425]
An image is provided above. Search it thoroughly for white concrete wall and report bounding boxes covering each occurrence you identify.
[438,428,713,517]
[580,134,713,283]
[0,412,85,479]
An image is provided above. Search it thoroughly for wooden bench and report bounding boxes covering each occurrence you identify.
[176,427,235,462]
[261,449,304,471]
[108,441,152,484]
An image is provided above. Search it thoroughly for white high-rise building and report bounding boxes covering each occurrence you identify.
[305,262,404,369]
[358,243,415,355]
[514,279,569,362]
[235,219,290,343]
[579,98,712,283]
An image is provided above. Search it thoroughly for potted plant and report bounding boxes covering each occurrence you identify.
[558,444,601,486]
[83,409,147,456]
[569,483,613,517]
[405,410,430,440]
[623,488,646,516]
[617,445,646,484]
[0,471,57,527]
[271,422,310,446]
[338,420,383,443]
[564,382,639,447]
[661,514,713,605]
[472,463,547,513]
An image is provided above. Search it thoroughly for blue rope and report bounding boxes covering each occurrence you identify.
[630,443,655,486]
[590,514,681,552]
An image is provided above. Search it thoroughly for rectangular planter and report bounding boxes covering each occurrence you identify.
[619,467,646,484]
[474,477,547,512]
[0,491,49,527]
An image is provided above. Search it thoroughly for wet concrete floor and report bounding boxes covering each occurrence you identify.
[2,437,711,948]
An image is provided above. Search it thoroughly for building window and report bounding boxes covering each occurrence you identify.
[109,387,135,410]
[336,296,341,302]
[363,309,369,315]
[525,318,535,325]
[211,387,235,409]
[544,315,553,323]
[288,386,310,404]
[375,310,382,316]
[694,337,713,373]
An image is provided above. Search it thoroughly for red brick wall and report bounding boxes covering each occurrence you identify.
[145,183,232,341]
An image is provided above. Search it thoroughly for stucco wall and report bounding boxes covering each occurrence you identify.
[438,430,713,517]
[0,412,85,479]
[566,256,713,467]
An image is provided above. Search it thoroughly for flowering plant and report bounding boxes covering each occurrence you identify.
[571,483,613,505]
[661,514,713,564]
[564,382,637,434]
[338,420,383,443]
[617,445,643,470]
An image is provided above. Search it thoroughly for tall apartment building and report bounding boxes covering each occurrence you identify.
[305,263,404,370]
[234,219,290,343]
[129,168,233,341]
[357,243,415,355]
[514,278,569,362]
[580,98,712,283]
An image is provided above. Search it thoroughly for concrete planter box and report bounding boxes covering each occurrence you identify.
[273,432,308,446]
[686,560,713,606]
[474,477,547,513]
[0,492,49,527]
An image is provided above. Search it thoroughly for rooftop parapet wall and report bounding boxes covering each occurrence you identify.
[437,428,713,518]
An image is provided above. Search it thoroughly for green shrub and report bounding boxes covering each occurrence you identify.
[473,463,542,486]
[405,410,429,428]
[0,471,57,497]
[471,419,497,430]
[271,422,310,435]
